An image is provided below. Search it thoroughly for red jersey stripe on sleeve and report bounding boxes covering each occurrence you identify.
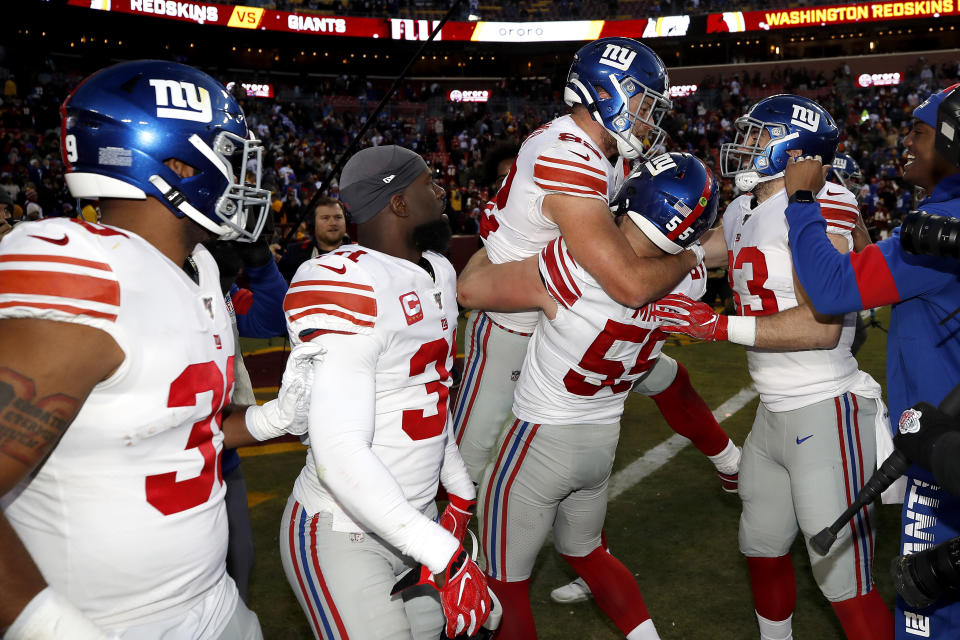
[532,182,606,199]
[850,245,900,309]
[819,203,859,223]
[283,290,377,317]
[287,307,375,327]
[541,239,581,308]
[0,254,113,271]
[555,242,582,298]
[533,164,607,195]
[536,155,607,177]
[0,270,120,306]
[288,279,374,293]
[0,300,118,322]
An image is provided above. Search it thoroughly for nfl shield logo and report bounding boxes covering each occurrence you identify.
[202,297,215,320]
[511,370,521,382]
[434,292,443,309]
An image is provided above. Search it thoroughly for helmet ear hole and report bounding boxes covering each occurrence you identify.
[594,86,612,100]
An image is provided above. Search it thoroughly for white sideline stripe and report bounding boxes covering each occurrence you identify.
[608,386,759,501]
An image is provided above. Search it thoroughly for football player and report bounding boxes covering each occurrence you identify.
[0,60,316,639]
[653,95,894,640]
[458,153,719,640]
[455,37,741,605]
[278,145,490,640]
[782,84,960,640]
[827,153,864,195]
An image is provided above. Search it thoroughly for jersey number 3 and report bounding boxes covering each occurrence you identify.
[146,358,234,516]
[402,338,452,441]
[728,247,779,316]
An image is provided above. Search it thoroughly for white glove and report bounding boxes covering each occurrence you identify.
[245,342,326,440]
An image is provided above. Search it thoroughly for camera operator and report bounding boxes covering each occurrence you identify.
[782,84,960,639]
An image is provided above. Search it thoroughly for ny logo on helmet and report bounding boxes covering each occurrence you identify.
[599,44,638,71]
[790,105,821,133]
[149,79,213,123]
[645,153,677,176]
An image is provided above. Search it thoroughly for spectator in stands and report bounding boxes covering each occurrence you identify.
[1,172,20,204]
[482,141,521,192]
[23,186,41,220]
[277,197,350,281]
[0,188,13,240]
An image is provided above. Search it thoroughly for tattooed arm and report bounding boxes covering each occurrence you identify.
[0,318,123,632]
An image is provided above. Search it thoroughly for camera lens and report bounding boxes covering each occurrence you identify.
[892,535,960,608]
[901,211,960,260]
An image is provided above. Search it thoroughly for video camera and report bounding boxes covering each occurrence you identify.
[893,533,960,609]
[900,85,960,260]
[890,386,960,609]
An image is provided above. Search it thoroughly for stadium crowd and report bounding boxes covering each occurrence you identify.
[1,55,958,249]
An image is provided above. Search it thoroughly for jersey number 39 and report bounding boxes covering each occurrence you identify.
[146,358,234,516]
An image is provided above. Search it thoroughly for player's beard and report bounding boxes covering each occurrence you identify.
[413,217,452,254]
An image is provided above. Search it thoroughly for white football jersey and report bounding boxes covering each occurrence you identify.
[0,219,235,634]
[723,182,864,411]
[480,114,630,332]
[513,238,707,425]
[284,245,459,531]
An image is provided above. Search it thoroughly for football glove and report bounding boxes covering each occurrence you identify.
[653,294,758,346]
[439,494,476,544]
[437,543,491,638]
[390,533,491,638]
[245,341,325,440]
[652,294,729,342]
[894,402,960,471]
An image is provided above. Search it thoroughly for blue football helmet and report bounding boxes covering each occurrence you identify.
[611,152,719,254]
[826,152,864,192]
[61,60,270,241]
[563,37,672,160]
[720,94,839,192]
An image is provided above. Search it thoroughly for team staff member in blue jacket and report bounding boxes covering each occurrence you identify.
[781,84,960,639]
[209,232,289,604]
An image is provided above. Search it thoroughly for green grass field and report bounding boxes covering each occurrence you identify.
[239,308,897,639]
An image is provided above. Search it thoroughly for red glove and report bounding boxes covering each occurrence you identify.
[652,294,729,342]
[437,544,491,638]
[439,494,476,544]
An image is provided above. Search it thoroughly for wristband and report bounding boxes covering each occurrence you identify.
[5,587,113,640]
[788,189,816,204]
[687,243,705,265]
[726,316,757,346]
[244,401,283,442]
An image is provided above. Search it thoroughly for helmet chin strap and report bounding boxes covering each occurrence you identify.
[612,129,645,160]
[734,169,783,193]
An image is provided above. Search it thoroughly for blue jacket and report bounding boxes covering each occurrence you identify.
[787,173,960,638]
[230,260,288,339]
[785,173,960,421]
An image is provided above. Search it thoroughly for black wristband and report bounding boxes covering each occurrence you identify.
[789,190,816,204]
